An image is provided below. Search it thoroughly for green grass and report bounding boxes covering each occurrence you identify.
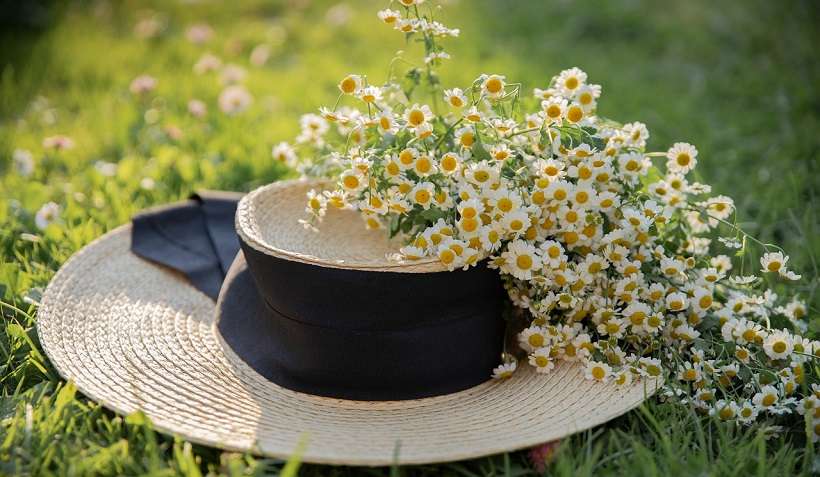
[1,0,818,475]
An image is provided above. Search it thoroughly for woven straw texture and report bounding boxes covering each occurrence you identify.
[237,179,447,272]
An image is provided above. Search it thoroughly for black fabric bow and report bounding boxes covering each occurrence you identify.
[131,191,243,300]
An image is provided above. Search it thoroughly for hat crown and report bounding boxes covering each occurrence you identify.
[218,180,505,400]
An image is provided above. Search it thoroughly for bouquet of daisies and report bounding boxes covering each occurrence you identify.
[278,0,817,436]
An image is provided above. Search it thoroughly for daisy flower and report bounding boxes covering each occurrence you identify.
[35,202,60,230]
[501,240,541,280]
[752,385,780,409]
[305,189,327,218]
[443,88,468,108]
[412,154,437,176]
[760,251,801,280]
[454,126,476,148]
[272,142,297,166]
[666,142,698,174]
[492,360,517,379]
[439,152,462,175]
[339,169,365,192]
[409,182,435,209]
[584,360,611,382]
[529,348,555,374]
[479,225,503,252]
[762,330,793,360]
[13,149,34,177]
[338,74,363,95]
[736,401,760,423]
[218,85,253,115]
[463,106,483,123]
[665,292,688,313]
[376,9,401,24]
[541,97,567,124]
[481,74,506,99]
[376,108,398,135]
[556,67,587,97]
[565,103,585,124]
[710,400,738,421]
[639,357,663,378]
[575,84,599,112]
[358,86,382,104]
[403,103,433,129]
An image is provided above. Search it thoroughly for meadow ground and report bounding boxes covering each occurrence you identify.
[1,0,818,475]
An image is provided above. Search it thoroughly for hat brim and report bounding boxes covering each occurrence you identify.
[38,225,662,466]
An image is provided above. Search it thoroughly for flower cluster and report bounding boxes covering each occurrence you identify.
[285,2,817,437]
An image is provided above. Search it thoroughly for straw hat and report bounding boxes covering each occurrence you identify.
[37,179,661,466]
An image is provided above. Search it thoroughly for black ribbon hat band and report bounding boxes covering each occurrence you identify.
[131,194,505,401]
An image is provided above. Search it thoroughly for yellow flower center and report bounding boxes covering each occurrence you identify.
[546,105,561,119]
[772,341,787,354]
[460,132,475,147]
[528,334,544,347]
[565,77,579,90]
[399,149,415,165]
[415,157,431,174]
[699,296,713,309]
[440,249,455,265]
[441,155,457,172]
[579,91,592,105]
[564,231,579,244]
[762,394,776,407]
[473,170,489,182]
[767,261,782,272]
[461,217,479,233]
[516,254,533,270]
[676,153,691,166]
[630,312,646,326]
[575,191,589,204]
[497,197,513,212]
[591,366,605,380]
[340,76,357,94]
[554,189,567,201]
[485,77,503,94]
[343,175,359,189]
[566,105,583,123]
[414,190,430,204]
[408,109,425,126]
[535,356,549,367]
[682,369,697,381]
[449,96,463,107]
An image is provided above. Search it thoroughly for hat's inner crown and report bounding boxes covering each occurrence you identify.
[237,180,443,271]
